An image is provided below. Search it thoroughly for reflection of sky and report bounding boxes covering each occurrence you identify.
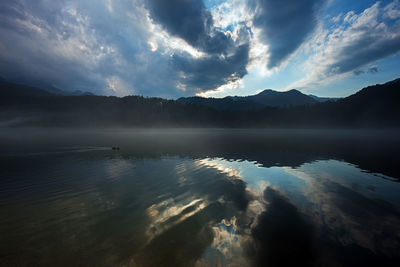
[146,197,207,239]
[195,157,400,264]
[196,216,251,267]
[197,157,400,205]
[291,160,400,205]
[197,157,310,204]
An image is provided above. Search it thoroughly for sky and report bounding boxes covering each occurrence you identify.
[0,0,400,98]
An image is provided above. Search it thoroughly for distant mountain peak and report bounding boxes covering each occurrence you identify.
[177,88,330,110]
[257,88,302,95]
[257,89,275,94]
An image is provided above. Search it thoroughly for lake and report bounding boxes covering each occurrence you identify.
[0,128,399,266]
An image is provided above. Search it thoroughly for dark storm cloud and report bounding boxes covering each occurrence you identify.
[146,0,211,48]
[249,0,323,68]
[145,0,251,92]
[146,0,234,54]
[173,43,249,91]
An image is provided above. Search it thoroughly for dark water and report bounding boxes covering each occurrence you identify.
[0,128,399,267]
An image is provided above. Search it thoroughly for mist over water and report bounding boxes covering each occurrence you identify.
[0,128,399,266]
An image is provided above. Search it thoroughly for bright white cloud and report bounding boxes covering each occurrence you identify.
[211,0,251,29]
[287,1,400,91]
[384,0,400,19]
[196,79,243,97]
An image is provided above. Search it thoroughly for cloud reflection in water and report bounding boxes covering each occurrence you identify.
[195,157,400,266]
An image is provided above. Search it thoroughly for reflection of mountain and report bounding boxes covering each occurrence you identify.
[0,78,399,127]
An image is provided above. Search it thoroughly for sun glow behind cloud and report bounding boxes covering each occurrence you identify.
[146,13,207,59]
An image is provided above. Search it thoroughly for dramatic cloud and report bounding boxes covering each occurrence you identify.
[290,1,400,90]
[0,0,158,96]
[249,0,324,69]
[0,0,399,97]
[0,0,250,97]
[173,43,249,91]
[146,0,250,92]
[146,0,232,54]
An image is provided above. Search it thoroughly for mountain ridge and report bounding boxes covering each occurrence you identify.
[0,79,338,106]
[177,88,337,110]
[0,78,399,128]
[0,80,93,96]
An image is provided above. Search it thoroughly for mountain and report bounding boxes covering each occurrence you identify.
[0,80,54,96]
[177,89,336,110]
[332,78,400,126]
[0,80,93,96]
[341,78,400,105]
[0,78,399,128]
[244,89,317,107]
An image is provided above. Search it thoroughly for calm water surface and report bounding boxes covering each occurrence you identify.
[0,128,399,266]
